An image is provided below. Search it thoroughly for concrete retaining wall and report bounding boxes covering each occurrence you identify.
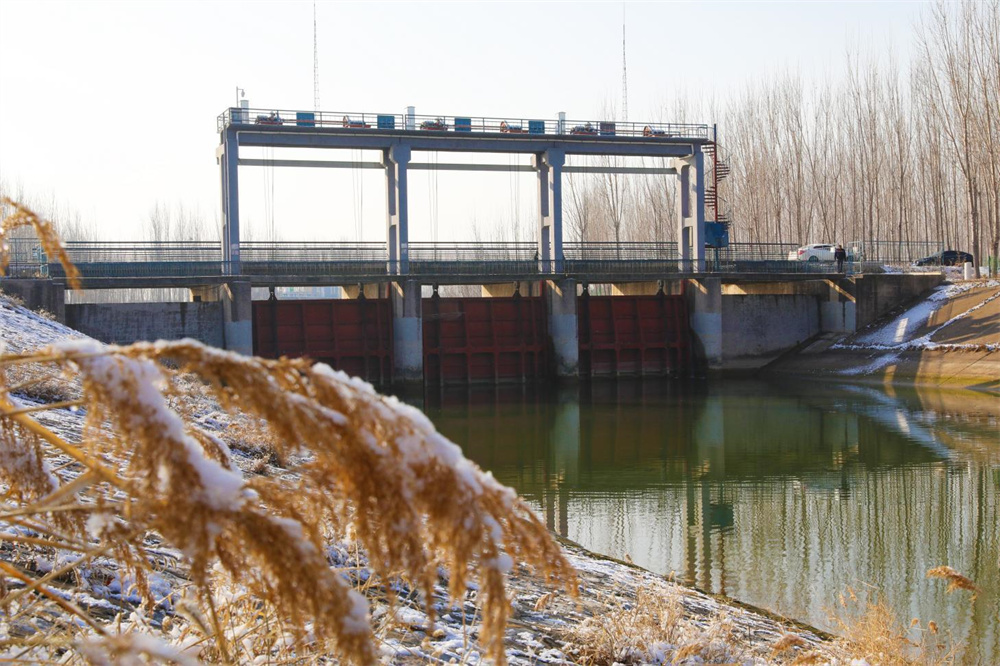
[854,274,943,329]
[66,302,224,347]
[0,279,65,322]
[722,294,820,363]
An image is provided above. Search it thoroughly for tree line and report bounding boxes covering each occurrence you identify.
[564,0,999,275]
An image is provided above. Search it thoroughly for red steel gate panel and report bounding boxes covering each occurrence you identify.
[578,294,690,377]
[423,296,548,384]
[253,299,392,384]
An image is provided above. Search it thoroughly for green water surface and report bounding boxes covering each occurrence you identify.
[415,380,1000,664]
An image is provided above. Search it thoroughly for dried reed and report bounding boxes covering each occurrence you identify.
[829,590,958,666]
[0,197,80,289]
[0,200,578,664]
[562,585,752,665]
[926,566,979,600]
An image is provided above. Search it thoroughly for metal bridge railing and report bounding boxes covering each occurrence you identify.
[2,240,865,281]
[409,242,537,262]
[848,240,946,264]
[565,242,678,261]
[63,241,222,263]
[218,107,712,141]
[48,260,226,279]
[240,241,387,262]
[714,242,800,262]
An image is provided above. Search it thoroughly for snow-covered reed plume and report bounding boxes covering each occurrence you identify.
[0,201,577,664]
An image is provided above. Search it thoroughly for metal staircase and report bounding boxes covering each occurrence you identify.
[703,142,731,226]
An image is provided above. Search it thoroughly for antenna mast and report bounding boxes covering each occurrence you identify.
[621,1,628,121]
[313,1,320,112]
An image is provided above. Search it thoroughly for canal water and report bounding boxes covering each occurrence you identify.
[416,380,1000,663]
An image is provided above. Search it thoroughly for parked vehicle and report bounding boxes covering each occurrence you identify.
[788,244,836,262]
[914,250,973,267]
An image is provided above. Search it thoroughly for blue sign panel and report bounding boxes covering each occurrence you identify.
[377,114,395,130]
[454,117,472,132]
[705,222,730,248]
[528,120,545,135]
[295,112,315,127]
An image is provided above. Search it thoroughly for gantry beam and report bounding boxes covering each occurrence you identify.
[235,127,700,158]
[238,158,677,175]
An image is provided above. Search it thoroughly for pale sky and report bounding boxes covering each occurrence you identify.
[0,0,927,244]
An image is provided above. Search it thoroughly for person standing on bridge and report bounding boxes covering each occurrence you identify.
[834,244,847,273]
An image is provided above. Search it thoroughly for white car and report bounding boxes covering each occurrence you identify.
[788,244,836,262]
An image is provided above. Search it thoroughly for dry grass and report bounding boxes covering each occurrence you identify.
[828,586,961,666]
[561,584,757,665]
[0,200,578,664]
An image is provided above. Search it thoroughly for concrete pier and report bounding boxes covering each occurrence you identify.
[222,281,253,355]
[685,278,723,370]
[391,279,423,382]
[545,278,579,377]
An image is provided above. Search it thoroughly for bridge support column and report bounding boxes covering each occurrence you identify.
[675,148,706,272]
[545,278,578,377]
[222,281,253,355]
[535,148,565,274]
[384,145,411,275]
[219,124,241,275]
[685,277,722,370]
[391,279,422,382]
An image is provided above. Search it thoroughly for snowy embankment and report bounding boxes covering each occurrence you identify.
[0,295,843,664]
[843,280,999,351]
[0,295,87,352]
[825,280,1000,379]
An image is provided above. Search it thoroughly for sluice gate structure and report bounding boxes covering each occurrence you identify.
[1,107,946,383]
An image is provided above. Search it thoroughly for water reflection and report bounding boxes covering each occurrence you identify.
[416,381,1000,663]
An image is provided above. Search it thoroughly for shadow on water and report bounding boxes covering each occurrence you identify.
[411,379,1000,663]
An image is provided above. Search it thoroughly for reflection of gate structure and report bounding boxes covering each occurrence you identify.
[218,107,713,274]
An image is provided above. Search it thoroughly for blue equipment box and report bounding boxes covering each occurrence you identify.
[454,117,472,132]
[296,112,315,127]
[705,223,730,248]
[528,120,545,134]
[377,114,395,129]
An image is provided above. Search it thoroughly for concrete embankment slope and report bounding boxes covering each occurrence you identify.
[766,280,1000,391]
